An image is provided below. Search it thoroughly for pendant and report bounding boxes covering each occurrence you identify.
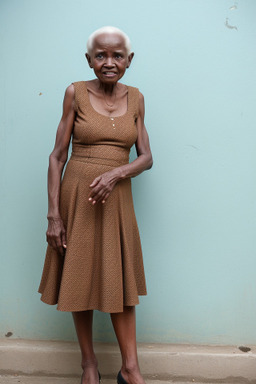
[110,117,116,129]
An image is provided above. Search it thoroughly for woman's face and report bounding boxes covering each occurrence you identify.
[86,33,134,85]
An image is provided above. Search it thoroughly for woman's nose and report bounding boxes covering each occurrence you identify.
[105,57,114,67]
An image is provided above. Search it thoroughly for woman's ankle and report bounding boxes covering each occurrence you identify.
[121,361,140,375]
[81,358,98,371]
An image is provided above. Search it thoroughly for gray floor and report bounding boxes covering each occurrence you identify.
[1,341,255,384]
[0,376,238,384]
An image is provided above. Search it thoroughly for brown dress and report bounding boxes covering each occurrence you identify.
[38,81,147,313]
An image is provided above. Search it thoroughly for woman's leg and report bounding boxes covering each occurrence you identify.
[72,311,99,384]
[111,306,145,384]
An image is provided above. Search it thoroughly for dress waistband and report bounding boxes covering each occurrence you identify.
[71,144,130,166]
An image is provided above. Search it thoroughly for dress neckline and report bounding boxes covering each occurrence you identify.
[84,81,130,118]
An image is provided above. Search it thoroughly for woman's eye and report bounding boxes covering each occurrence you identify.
[115,54,123,59]
[96,53,104,59]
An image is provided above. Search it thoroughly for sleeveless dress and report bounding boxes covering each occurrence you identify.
[38,81,147,313]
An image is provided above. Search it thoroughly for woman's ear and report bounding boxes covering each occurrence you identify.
[85,53,93,68]
[126,52,134,68]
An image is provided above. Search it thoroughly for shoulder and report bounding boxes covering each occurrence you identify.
[127,84,138,91]
[69,81,88,94]
[62,83,82,112]
[125,85,145,119]
[62,84,75,110]
[138,92,145,118]
[127,84,139,95]
[71,80,86,87]
[126,84,140,103]
[127,85,144,102]
[139,91,144,103]
[65,83,75,97]
[67,82,87,110]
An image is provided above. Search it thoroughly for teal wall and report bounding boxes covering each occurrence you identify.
[1,0,256,345]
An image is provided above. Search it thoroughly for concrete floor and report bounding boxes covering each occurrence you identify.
[0,376,237,384]
[1,340,256,384]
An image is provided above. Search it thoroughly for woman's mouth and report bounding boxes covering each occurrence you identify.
[103,72,117,77]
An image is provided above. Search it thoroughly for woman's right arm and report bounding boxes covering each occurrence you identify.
[46,84,75,256]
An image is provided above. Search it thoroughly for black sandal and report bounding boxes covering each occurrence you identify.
[117,370,128,384]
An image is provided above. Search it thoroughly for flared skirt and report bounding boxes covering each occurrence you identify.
[38,156,147,312]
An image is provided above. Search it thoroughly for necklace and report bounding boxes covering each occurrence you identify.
[102,89,117,108]
[110,117,116,129]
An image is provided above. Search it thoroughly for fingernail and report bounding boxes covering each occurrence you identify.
[93,201,96,205]
[89,198,92,201]
[102,200,105,204]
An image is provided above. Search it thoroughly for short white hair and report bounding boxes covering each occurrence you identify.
[86,26,132,55]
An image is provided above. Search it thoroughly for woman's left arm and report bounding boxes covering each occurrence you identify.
[89,92,153,205]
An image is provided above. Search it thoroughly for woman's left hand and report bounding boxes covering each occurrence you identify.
[89,170,119,205]
[88,92,153,205]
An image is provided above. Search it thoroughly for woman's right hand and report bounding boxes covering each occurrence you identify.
[45,84,74,257]
[46,218,67,257]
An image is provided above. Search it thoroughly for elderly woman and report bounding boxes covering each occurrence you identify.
[38,26,153,384]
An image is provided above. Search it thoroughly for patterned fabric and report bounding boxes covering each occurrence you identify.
[38,81,147,313]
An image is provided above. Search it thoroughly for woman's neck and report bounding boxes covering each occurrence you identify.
[97,80,119,95]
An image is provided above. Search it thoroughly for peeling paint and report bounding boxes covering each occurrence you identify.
[5,331,13,337]
[39,92,43,96]
[229,5,238,11]
[225,18,238,30]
